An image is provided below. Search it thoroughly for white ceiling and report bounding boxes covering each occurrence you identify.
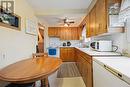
[27,0,92,27]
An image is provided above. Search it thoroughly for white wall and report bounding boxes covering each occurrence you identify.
[0,0,38,69]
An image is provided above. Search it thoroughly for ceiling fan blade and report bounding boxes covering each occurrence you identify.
[69,21,75,23]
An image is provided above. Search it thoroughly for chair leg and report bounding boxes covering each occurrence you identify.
[40,77,49,87]
[41,80,44,87]
[45,77,49,87]
[33,83,35,87]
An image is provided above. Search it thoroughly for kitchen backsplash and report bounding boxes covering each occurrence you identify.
[91,33,126,52]
[60,40,80,47]
[49,37,80,47]
[91,27,130,56]
[49,38,60,47]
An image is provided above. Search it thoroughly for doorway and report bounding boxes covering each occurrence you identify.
[37,23,44,53]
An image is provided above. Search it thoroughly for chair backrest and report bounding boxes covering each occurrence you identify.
[32,53,48,58]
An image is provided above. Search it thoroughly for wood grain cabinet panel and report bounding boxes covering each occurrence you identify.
[84,0,122,37]
[60,27,79,40]
[60,47,75,62]
[59,27,66,40]
[48,27,60,37]
[48,27,80,40]
[86,15,91,37]
[95,0,107,35]
[89,6,96,36]
[77,27,83,39]
[71,27,79,40]
[75,49,93,87]
[67,47,75,61]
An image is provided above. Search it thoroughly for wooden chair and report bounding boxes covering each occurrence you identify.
[32,53,48,58]
[32,53,49,87]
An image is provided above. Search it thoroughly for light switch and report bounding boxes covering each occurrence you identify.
[2,53,6,59]
[1,50,6,59]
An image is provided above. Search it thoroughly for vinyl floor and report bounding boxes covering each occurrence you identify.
[57,62,81,78]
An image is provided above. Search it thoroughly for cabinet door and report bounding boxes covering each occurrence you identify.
[48,27,60,37]
[60,48,75,62]
[60,27,68,40]
[48,27,54,36]
[77,54,83,75]
[71,27,78,40]
[67,48,75,61]
[86,61,92,87]
[86,14,91,37]
[56,27,61,37]
[77,27,83,40]
[96,0,107,35]
[60,48,68,62]
[60,27,79,40]
[82,59,88,86]
[75,49,93,87]
[89,6,96,36]
[66,28,72,40]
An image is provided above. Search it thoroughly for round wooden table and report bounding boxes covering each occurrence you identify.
[0,57,62,86]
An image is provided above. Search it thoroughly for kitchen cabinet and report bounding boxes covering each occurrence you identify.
[48,27,79,40]
[60,27,79,40]
[60,27,69,40]
[89,6,96,36]
[82,0,122,37]
[77,27,83,39]
[86,15,91,37]
[48,27,60,37]
[95,0,107,35]
[60,47,75,62]
[71,27,79,40]
[75,48,93,87]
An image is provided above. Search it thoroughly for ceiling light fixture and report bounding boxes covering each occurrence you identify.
[64,23,69,27]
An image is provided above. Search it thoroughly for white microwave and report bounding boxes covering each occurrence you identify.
[90,41,112,52]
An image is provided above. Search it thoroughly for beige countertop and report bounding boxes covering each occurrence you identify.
[75,47,122,56]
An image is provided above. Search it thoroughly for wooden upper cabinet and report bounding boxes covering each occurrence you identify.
[60,27,69,40]
[95,0,107,35]
[48,27,60,37]
[86,15,91,37]
[83,0,122,37]
[77,27,83,40]
[89,6,96,36]
[71,27,77,40]
[48,27,80,40]
[60,27,79,40]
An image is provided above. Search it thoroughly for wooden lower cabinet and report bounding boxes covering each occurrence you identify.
[60,47,75,62]
[60,48,93,87]
[75,48,93,87]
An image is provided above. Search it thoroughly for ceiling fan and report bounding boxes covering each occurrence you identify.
[58,17,75,27]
